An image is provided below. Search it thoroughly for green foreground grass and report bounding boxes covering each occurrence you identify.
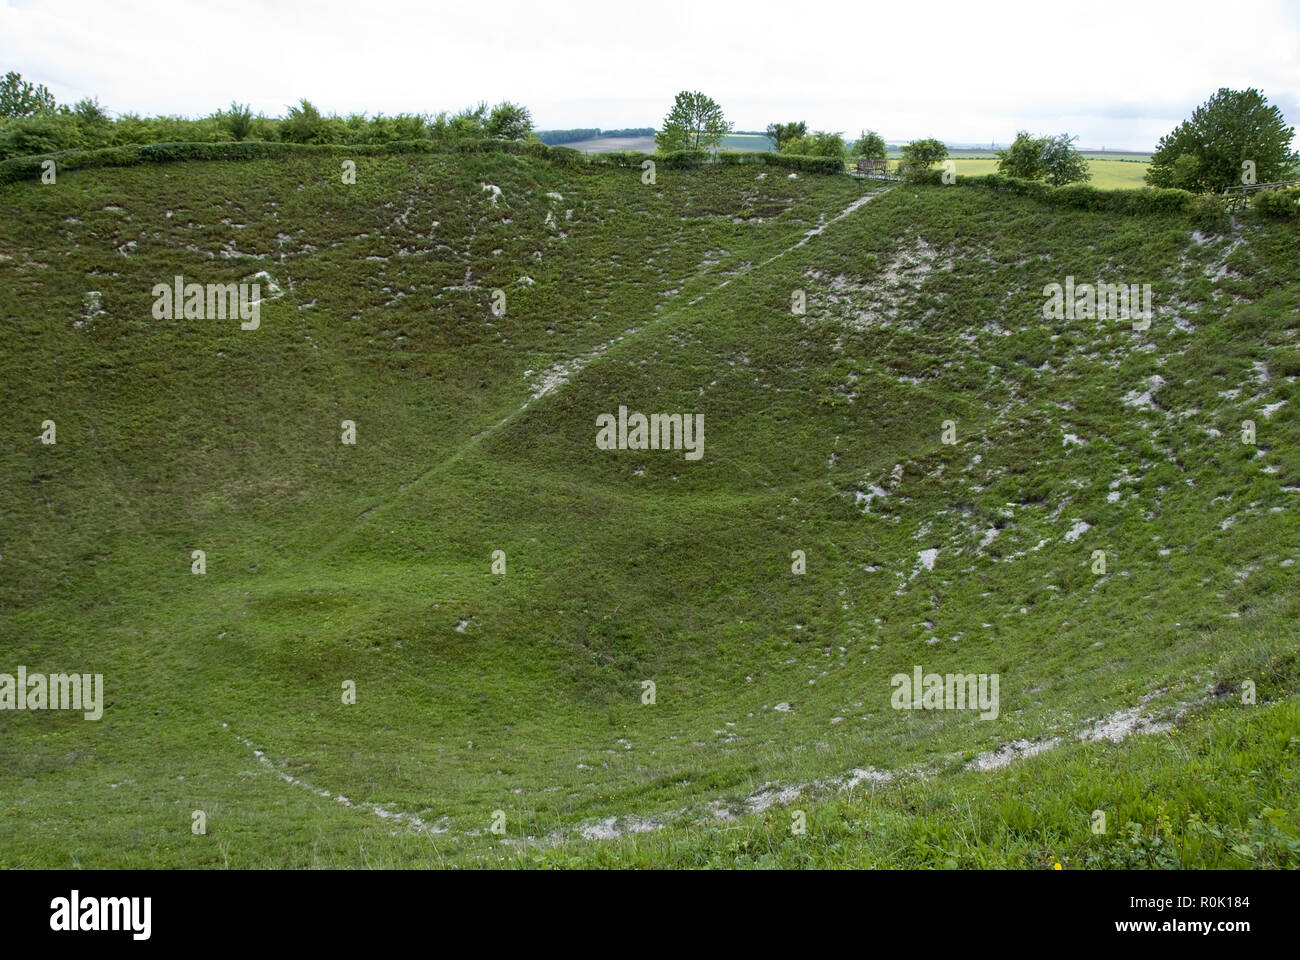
[1,147,1296,868]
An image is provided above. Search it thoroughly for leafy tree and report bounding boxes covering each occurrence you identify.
[446,102,488,140]
[899,138,947,179]
[782,130,847,161]
[282,98,323,143]
[996,131,1089,185]
[390,113,429,141]
[996,130,1046,180]
[73,97,109,125]
[851,130,886,162]
[223,101,254,141]
[657,91,731,152]
[765,121,807,151]
[0,70,56,118]
[486,101,532,140]
[70,97,114,149]
[1146,88,1299,193]
[1040,133,1090,186]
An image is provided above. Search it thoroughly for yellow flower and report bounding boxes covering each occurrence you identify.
[1053,862,1062,870]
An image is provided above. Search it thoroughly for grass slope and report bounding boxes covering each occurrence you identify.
[1,150,1297,867]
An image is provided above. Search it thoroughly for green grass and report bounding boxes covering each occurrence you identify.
[908,156,1151,189]
[526,690,1300,868]
[1,146,1297,868]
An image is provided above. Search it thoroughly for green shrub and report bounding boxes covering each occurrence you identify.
[661,149,709,169]
[1251,187,1300,219]
[1052,183,1102,209]
[1270,348,1300,377]
[902,167,943,186]
[0,115,84,159]
[958,173,1194,218]
[759,152,843,175]
[546,145,587,166]
[224,102,255,141]
[780,131,847,162]
[899,138,947,181]
[281,99,343,144]
[485,101,533,140]
[588,150,651,168]
[1188,194,1231,233]
[997,131,1046,180]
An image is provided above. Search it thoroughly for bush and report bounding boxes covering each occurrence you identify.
[281,99,343,144]
[997,131,1046,180]
[660,149,710,169]
[1188,194,1231,233]
[902,166,943,186]
[1251,187,1300,219]
[780,131,847,162]
[1270,348,1300,378]
[759,152,844,174]
[1052,183,1102,209]
[900,138,947,181]
[589,150,652,169]
[546,145,588,166]
[485,101,533,141]
[224,102,255,141]
[0,115,84,159]
[959,172,1196,217]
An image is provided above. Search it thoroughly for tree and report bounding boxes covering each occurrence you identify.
[996,130,1046,180]
[223,101,254,141]
[899,138,947,179]
[0,70,57,118]
[73,97,109,125]
[282,99,339,144]
[486,101,532,140]
[1146,88,1298,193]
[765,121,806,151]
[446,102,488,140]
[656,91,731,152]
[996,131,1089,185]
[1040,133,1090,186]
[782,130,847,161]
[851,130,887,162]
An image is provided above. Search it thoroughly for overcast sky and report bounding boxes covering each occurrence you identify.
[4,0,1299,151]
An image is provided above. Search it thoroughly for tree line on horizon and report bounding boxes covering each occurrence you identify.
[662,88,1295,193]
[0,71,537,161]
[2,72,1295,196]
[533,127,655,145]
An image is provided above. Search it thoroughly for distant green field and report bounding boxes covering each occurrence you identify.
[876,156,1150,190]
[943,156,1151,189]
[720,133,775,153]
[887,148,1152,163]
